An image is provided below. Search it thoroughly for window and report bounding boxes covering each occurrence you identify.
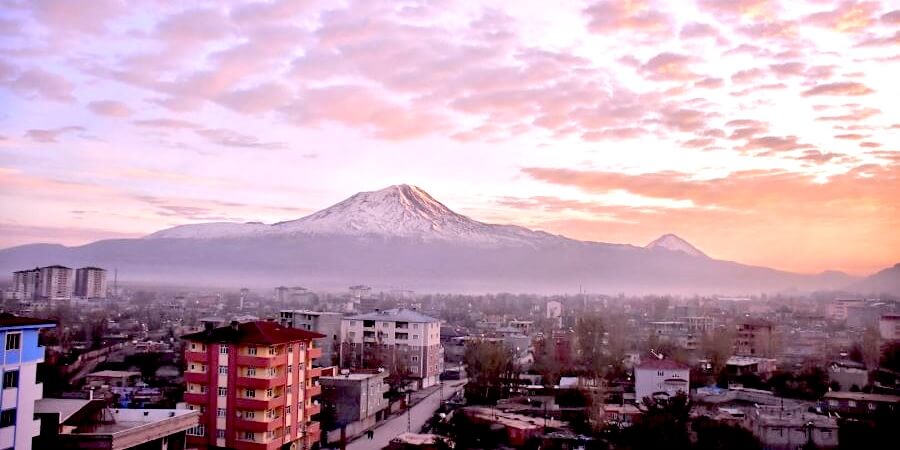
[5,333,20,351]
[218,365,228,374]
[848,400,857,407]
[266,388,274,398]
[189,364,195,371]
[0,409,14,427]
[413,335,418,340]
[187,425,206,436]
[245,389,255,398]
[658,371,665,376]
[190,343,196,350]
[868,402,877,410]
[247,367,256,376]
[287,385,292,394]
[217,408,226,417]
[200,385,207,393]
[244,410,255,419]
[286,405,291,414]
[3,371,19,389]
[286,425,291,436]
[219,346,229,354]
[288,364,293,374]
[268,345,277,355]
[218,387,227,396]
[243,431,255,441]
[268,367,276,377]
[216,430,226,439]
[247,346,257,355]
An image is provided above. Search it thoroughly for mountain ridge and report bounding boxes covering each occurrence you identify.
[0,184,877,294]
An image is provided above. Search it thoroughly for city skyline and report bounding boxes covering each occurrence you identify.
[1,0,899,275]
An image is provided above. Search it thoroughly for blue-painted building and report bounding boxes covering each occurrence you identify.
[0,313,56,450]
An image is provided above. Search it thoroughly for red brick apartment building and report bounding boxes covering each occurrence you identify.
[182,320,325,450]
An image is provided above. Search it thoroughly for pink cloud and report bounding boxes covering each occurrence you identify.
[87,100,132,117]
[216,82,294,114]
[5,68,75,102]
[802,81,874,96]
[641,52,699,81]
[806,1,881,33]
[697,0,776,20]
[24,126,85,143]
[584,1,672,35]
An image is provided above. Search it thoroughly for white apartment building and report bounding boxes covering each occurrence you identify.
[37,265,73,300]
[74,267,107,299]
[340,309,443,388]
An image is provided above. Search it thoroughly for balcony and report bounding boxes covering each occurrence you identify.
[306,385,321,397]
[235,376,282,389]
[182,392,207,404]
[306,403,321,416]
[308,347,322,360]
[236,354,287,367]
[185,351,209,363]
[235,417,280,433]
[184,372,208,384]
[235,395,286,410]
[308,367,323,378]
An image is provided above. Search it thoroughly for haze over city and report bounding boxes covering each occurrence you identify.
[1,0,898,276]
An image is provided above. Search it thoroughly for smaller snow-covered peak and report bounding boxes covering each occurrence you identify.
[145,222,269,239]
[646,233,708,258]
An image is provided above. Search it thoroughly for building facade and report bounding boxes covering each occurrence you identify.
[340,309,443,388]
[279,310,343,366]
[74,267,107,299]
[320,371,389,442]
[38,265,74,300]
[734,319,774,357]
[182,320,325,450]
[634,359,690,402]
[0,313,56,450]
[12,269,40,301]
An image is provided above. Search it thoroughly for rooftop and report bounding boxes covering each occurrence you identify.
[34,398,96,423]
[0,313,57,329]
[636,358,690,370]
[824,391,900,403]
[182,320,324,344]
[347,308,439,323]
[87,370,141,378]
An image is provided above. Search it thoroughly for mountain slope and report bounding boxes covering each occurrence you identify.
[848,263,900,294]
[147,185,563,247]
[0,184,863,294]
[645,234,707,258]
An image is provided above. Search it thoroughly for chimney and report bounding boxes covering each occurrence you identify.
[230,320,239,330]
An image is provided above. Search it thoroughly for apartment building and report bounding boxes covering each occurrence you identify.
[12,269,40,301]
[340,309,443,388]
[74,267,107,299]
[182,320,325,450]
[734,318,774,357]
[38,265,74,300]
[279,310,343,366]
[0,313,57,450]
[634,358,690,402]
[320,370,389,441]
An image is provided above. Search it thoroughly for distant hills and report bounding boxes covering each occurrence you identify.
[1,184,893,294]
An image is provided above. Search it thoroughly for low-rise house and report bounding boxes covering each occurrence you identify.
[743,405,838,450]
[822,391,900,417]
[725,356,777,379]
[387,432,450,450]
[320,370,389,443]
[85,370,141,389]
[826,361,868,391]
[634,358,690,402]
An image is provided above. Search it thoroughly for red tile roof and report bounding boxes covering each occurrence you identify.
[182,320,324,345]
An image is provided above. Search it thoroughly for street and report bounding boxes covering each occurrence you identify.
[344,380,466,450]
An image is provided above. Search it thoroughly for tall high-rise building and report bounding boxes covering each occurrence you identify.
[182,320,325,450]
[37,265,73,300]
[0,313,57,450]
[12,269,40,301]
[74,267,107,299]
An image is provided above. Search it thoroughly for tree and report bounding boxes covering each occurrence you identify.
[693,416,762,450]
[880,342,900,372]
[575,313,606,376]
[463,339,520,404]
[616,393,691,450]
[701,327,734,377]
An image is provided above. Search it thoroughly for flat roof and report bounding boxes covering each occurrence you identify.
[0,313,57,329]
[824,391,900,402]
[346,308,439,323]
[35,398,95,423]
[87,370,141,378]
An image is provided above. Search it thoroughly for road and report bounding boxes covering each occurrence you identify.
[345,381,465,450]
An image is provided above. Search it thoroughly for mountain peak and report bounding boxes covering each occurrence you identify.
[645,233,708,258]
[147,184,560,246]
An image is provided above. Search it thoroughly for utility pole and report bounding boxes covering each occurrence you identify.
[407,390,412,432]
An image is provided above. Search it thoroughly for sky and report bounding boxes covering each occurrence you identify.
[0,0,898,276]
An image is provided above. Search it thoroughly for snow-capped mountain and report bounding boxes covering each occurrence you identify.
[147,184,563,247]
[645,233,708,258]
